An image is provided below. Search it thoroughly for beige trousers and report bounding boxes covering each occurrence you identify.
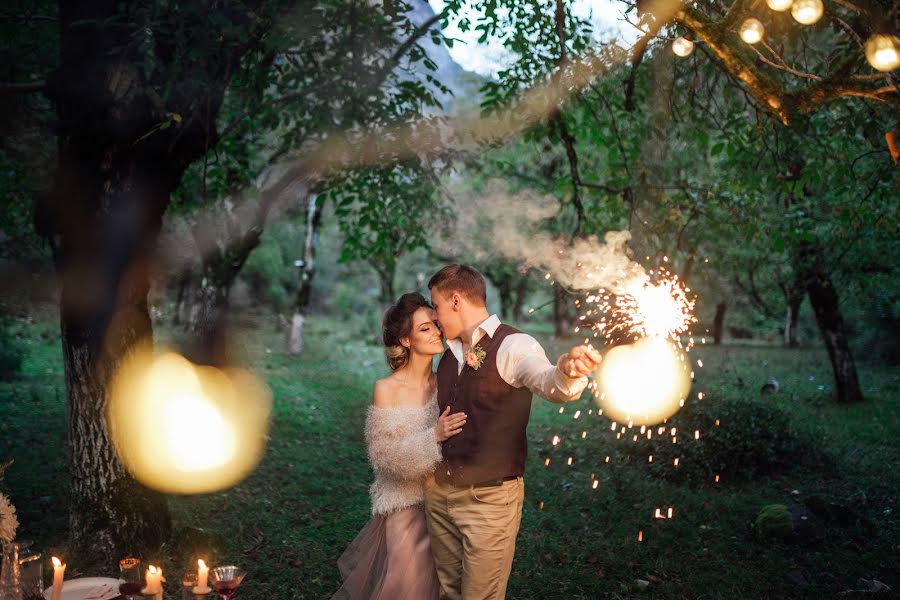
[424,477,525,600]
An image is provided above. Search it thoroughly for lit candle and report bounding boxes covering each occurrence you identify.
[144,565,163,596]
[50,557,66,600]
[194,558,212,594]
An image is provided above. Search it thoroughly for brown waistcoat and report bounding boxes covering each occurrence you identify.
[435,324,533,485]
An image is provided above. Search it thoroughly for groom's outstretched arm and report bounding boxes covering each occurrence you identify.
[497,334,600,403]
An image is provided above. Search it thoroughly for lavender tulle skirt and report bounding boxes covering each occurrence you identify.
[332,504,441,600]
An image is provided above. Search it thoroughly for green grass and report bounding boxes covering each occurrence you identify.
[1,311,898,598]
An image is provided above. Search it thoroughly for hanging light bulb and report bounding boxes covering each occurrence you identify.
[791,0,823,25]
[865,34,900,72]
[672,36,694,57]
[766,0,793,12]
[740,18,765,44]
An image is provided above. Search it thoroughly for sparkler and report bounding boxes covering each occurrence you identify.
[587,268,698,426]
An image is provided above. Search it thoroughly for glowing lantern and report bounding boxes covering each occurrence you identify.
[766,0,793,11]
[790,0,823,25]
[865,34,900,72]
[108,345,272,494]
[740,18,765,44]
[593,337,692,426]
[672,37,694,57]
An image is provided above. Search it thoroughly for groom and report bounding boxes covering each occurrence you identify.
[424,264,600,600]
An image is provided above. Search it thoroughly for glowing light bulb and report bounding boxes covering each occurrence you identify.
[672,36,694,57]
[766,0,792,11]
[791,0,823,25]
[740,18,765,44]
[865,34,900,72]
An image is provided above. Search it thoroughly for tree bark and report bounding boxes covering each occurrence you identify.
[187,189,281,341]
[41,143,176,561]
[712,302,727,345]
[553,286,572,336]
[377,266,396,307]
[801,245,863,403]
[288,194,323,355]
[172,269,192,326]
[782,282,804,348]
[35,0,271,562]
[512,275,529,322]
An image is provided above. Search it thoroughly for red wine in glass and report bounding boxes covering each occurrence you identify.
[211,579,240,598]
[118,582,143,595]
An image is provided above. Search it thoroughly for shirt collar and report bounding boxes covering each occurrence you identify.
[447,314,501,362]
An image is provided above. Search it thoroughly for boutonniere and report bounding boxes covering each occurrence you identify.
[464,344,486,370]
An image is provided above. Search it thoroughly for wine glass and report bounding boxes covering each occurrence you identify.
[118,558,143,600]
[209,566,245,599]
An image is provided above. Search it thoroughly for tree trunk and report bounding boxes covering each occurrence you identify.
[782,284,804,348]
[512,275,529,322]
[378,268,395,307]
[187,191,278,341]
[553,286,571,336]
[34,0,278,564]
[801,246,864,403]
[41,150,175,561]
[496,279,514,321]
[712,302,727,345]
[172,268,192,326]
[288,194,323,355]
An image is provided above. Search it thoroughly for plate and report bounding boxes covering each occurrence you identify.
[43,577,123,600]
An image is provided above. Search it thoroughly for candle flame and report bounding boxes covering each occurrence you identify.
[198,559,206,569]
[149,565,159,574]
[52,556,62,568]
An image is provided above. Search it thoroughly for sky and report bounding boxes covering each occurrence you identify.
[426,0,640,77]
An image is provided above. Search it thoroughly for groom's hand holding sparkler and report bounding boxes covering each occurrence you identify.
[558,345,603,379]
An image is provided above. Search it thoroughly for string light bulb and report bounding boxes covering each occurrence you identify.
[740,18,765,44]
[790,0,823,25]
[672,36,695,57]
[865,34,900,72]
[766,0,793,11]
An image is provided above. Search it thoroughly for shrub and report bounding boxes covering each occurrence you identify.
[755,504,793,539]
[624,395,825,483]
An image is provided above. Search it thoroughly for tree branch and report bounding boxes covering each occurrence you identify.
[551,0,585,238]
[675,4,900,124]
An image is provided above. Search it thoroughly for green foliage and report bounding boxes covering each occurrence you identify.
[625,395,826,483]
[327,163,446,302]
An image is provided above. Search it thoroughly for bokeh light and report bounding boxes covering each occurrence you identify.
[865,34,900,72]
[790,0,823,25]
[108,345,272,494]
[672,37,695,57]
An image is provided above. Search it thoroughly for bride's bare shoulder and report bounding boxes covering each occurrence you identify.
[372,375,399,408]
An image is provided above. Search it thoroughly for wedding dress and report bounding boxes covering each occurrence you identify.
[331,393,442,600]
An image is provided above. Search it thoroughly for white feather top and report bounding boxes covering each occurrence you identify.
[365,394,442,515]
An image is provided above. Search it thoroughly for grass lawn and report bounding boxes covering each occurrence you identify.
[1,310,898,599]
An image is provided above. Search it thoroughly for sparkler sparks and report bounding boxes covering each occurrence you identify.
[584,268,699,426]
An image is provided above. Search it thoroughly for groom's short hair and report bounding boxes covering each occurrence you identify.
[429,264,487,306]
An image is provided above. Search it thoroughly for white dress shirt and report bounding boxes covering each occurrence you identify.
[445,314,588,403]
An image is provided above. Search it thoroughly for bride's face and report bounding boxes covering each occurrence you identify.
[403,307,445,356]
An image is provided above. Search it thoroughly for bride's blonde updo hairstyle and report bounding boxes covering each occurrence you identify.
[383,292,432,371]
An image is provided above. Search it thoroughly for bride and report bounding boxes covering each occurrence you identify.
[332,292,466,599]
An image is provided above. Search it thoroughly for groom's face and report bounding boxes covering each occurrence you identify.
[430,287,461,340]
